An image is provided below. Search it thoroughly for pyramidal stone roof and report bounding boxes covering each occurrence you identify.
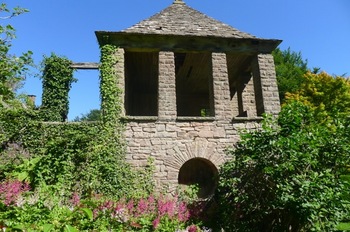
[122,0,256,39]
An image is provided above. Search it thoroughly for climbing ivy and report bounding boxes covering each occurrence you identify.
[75,44,155,199]
[40,54,76,122]
[99,44,122,125]
[1,47,154,200]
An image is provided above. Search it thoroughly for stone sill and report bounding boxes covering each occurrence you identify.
[122,116,158,122]
[176,116,215,121]
[121,116,216,122]
[232,116,263,122]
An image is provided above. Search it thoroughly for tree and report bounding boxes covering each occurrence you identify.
[73,109,101,122]
[0,3,32,102]
[272,47,308,102]
[215,102,350,231]
[285,71,350,120]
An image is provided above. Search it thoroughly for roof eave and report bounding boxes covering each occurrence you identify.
[95,31,282,54]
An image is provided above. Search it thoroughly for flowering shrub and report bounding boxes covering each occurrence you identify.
[0,188,209,231]
[0,179,30,206]
[91,194,191,231]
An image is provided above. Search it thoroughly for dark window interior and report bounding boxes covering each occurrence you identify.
[125,51,158,116]
[175,52,214,117]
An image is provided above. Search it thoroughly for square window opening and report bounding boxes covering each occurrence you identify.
[125,51,159,116]
[175,52,214,117]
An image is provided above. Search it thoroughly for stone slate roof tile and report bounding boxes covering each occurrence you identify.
[122,1,257,39]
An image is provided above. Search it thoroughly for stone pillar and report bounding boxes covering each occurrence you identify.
[242,75,257,117]
[212,53,232,120]
[115,48,125,116]
[252,54,281,116]
[158,51,177,121]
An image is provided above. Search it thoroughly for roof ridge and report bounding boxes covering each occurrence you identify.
[173,0,185,4]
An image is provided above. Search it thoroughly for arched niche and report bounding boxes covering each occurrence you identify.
[178,158,218,198]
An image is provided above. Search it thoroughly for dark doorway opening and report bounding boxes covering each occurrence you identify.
[178,158,218,198]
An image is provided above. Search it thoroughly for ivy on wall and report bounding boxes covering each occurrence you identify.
[1,46,154,201]
[100,44,122,125]
[40,54,76,122]
[74,44,155,198]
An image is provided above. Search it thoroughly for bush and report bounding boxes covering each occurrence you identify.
[0,183,205,231]
[215,102,350,231]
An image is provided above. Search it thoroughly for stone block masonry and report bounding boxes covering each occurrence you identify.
[117,50,280,194]
[124,120,260,192]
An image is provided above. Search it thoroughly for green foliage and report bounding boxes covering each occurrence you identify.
[0,3,33,101]
[216,102,350,231]
[73,109,101,122]
[40,54,76,122]
[0,7,205,230]
[1,42,154,202]
[100,44,122,125]
[286,72,350,120]
[0,187,204,231]
[273,47,308,101]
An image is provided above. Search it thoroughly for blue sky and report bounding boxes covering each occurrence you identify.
[6,0,350,120]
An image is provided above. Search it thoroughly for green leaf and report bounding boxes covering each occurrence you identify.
[337,222,350,230]
[11,224,25,231]
[81,208,93,221]
[64,225,79,232]
[43,224,54,232]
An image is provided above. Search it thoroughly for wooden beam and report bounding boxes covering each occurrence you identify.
[71,62,100,70]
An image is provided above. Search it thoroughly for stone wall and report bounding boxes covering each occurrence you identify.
[114,48,280,192]
[124,120,260,192]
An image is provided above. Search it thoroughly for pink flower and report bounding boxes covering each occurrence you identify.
[136,198,148,215]
[178,202,190,222]
[0,180,30,206]
[187,225,197,232]
[157,198,176,218]
[93,208,99,219]
[152,217,160,229]
[127,200,134,215]
[70,192,80,207]
[147,195,156,212]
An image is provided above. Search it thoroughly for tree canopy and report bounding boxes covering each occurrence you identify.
[285,71,350,120]
[73,109,101,122]
[272,47,308,101]
[0,3,32,102]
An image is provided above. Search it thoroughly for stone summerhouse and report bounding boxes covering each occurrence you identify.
[95,0,281,197]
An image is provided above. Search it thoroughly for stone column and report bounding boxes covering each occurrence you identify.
[158,51,177,121]
[242,75,257,117]
[252,54,281,116]
[115,48,125,116]
[212,53,232,120]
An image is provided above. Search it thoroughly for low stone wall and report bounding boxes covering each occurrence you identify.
[124,118,261,192]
